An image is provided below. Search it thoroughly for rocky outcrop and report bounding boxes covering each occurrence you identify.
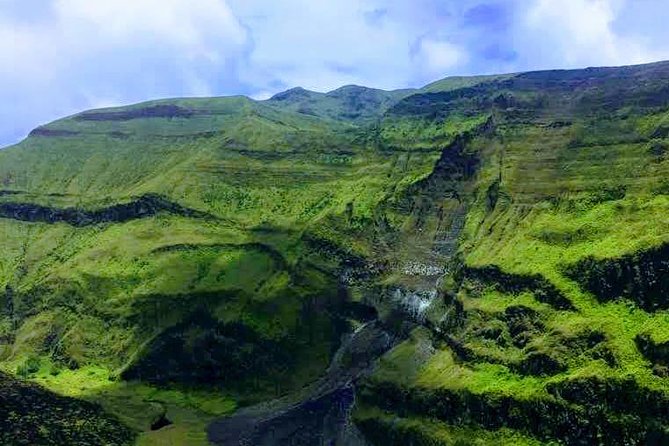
[75,104,195,121]
[358,377,669,446]
[464,265,574,310]
[565,243,669,311]
[636,334,669,375]
[28,127,80,137]
[0,194,213,226]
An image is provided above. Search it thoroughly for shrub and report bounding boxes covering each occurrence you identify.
[16,356,41,378]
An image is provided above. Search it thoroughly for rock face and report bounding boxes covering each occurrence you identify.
[28,128,80,137]
[75,104,195,121]
[565,243,669,311]
[0,194,212,226]
[463,265,574,310]
[357,377,669,446]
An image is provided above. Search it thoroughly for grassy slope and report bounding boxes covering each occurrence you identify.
[355,61,669,445]
[2,62,669,444]
[0,84,486,443]
[0,371,135,446]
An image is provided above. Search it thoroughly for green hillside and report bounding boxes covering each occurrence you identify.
[1,61,669,445]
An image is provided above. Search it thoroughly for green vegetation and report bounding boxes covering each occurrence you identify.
[0,81,453,443]
[2,61,669,444]
[356,62,669,445]
[0,371,135,445]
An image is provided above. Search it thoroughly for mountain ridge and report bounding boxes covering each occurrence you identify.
[7,58,668,150]
[2,59,669,445]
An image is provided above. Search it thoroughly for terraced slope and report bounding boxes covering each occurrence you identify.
[1,62,669,445]
[354,61,669,445]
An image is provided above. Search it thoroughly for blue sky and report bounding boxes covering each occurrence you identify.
[2,0,669,147]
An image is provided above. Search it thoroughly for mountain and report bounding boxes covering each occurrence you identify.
[265,84,414,122]
[2,61,669,445]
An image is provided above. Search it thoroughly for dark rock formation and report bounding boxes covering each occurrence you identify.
[358,377,669,446]
[636,334,669,374]
[464,265,574,310]
[75,104,194,121]
[565,243,669,311]
[28,128,80,137]
[0,194,213,227]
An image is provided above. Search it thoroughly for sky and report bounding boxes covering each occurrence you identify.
[2,0,669,147]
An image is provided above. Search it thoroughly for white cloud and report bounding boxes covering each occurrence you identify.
[53,0,246,57]
[232,0,404,91]
[250,90,274,101]
[520,0,665,68]
[0,0,250,146]
[2,0,669,148]
[415,38,468,77]
[1,0,248,85]
[230,0,468,92]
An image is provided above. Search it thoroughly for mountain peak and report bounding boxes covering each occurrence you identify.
[268,87,321,102]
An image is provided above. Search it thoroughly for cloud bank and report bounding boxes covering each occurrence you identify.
[2,0,668,146]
